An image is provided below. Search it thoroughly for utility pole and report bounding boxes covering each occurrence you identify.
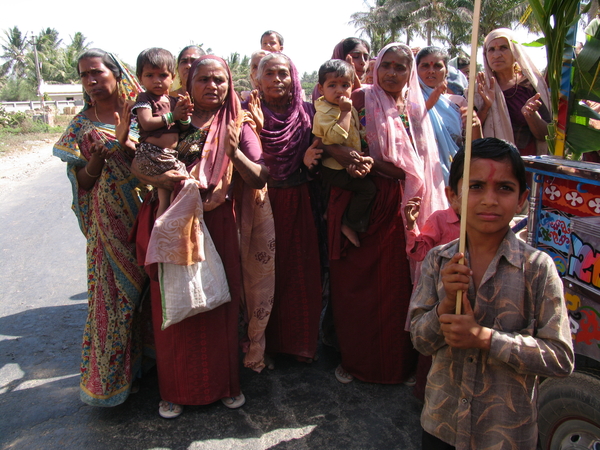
[31,35,47,123]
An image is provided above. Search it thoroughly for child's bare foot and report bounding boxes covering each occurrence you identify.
[341,224,360,247]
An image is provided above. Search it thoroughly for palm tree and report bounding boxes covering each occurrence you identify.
[0,26,29,79]
[226,52,251,94]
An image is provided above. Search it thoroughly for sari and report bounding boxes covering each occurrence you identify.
[253,54,322,361]
[53,55,149,406]
[419,78,462,184]
[328,43,446,383]
[132,55,273,403]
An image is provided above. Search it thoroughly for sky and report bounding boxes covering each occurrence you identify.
[1,0,550,76]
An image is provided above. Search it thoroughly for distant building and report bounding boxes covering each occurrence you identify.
[39,82,84,104]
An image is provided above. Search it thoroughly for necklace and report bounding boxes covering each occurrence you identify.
[502,71,520,99]
[94,104,101,123]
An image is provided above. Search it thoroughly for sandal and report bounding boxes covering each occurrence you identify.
[264,355,275,370]
[159,400,183,419]
[130,381,140,394]
[403,375,417,387]
[335,364,354,384]
[221,392,246,409]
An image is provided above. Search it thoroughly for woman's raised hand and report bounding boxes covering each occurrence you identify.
[521,92,542,118]
[247,90,264,134]
[114,102,136,156]
[426,80,447,111]
[476,72,495,109]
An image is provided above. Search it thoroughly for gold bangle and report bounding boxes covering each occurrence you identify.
[84,165,102,178]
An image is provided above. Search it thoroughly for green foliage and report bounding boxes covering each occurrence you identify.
[226,52,252,94]
[565,18,600,159]
[527,0,582,154]
[350,0,531,56]
[0,77,37,101]
[301,71,318,98]
[0,105,27,127]
[0,26,90,101]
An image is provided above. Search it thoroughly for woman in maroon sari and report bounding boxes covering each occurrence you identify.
[246,53,322,368]
[327,43,446,385]
[131,55,268,418]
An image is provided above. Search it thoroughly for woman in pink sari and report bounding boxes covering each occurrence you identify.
[132,55,270,418]
[327,43,447,384]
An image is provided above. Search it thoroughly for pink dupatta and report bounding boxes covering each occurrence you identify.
[365,43,447,232]
[187,55,241,206]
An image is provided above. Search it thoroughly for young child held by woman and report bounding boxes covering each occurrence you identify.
[133,47,193,217]
[410,138,573,450]
[312,59,375,247]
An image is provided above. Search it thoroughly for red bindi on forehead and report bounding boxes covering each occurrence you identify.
[487,160,497,180]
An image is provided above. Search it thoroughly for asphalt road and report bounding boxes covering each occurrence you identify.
[0,148,423,450]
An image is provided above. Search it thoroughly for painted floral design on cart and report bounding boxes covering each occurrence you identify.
[565,191,584,207]
[545,185,561,201]
[588,198,600,214]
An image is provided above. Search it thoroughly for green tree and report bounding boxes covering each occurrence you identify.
[0,26,29,79]
[301,71,318,98]
[226,52,251,94]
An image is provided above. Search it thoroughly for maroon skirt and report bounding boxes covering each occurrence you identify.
[132,193,241,405]
[328,177,418,383]
[265,183,322,359]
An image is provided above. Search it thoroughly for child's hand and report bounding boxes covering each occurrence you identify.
[304,140,323,171]
[438,252,472,316]
[404,196,421,230]
[439,295,492,350]
[339,96,352,112]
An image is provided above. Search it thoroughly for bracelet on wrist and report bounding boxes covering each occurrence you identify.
[84,165,102,178]
[178,116,191,125]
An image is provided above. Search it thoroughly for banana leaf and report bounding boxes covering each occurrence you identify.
[566,17,600,158]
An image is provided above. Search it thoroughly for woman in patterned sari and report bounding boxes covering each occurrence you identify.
[53,49,148,407]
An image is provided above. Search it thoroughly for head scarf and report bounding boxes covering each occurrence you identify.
[259,53,313,180]
[418,75,462,184]
[186,55,241,193]
[479,28,551,152]
[81,53,141,111]
[365,43,447,230]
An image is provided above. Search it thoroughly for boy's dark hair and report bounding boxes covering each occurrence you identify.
[77,48,121,80]
[318,59,355,86]
[136,48,176,79]
[449,138,527,195]
[260,30,284,47]
[416,46,449,69]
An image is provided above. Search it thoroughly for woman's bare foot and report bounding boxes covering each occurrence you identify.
[341,224,360,247]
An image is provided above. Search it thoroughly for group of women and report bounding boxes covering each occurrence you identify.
[53,27,551,417]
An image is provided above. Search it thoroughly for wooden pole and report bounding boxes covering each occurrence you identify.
[456,0,482,315]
